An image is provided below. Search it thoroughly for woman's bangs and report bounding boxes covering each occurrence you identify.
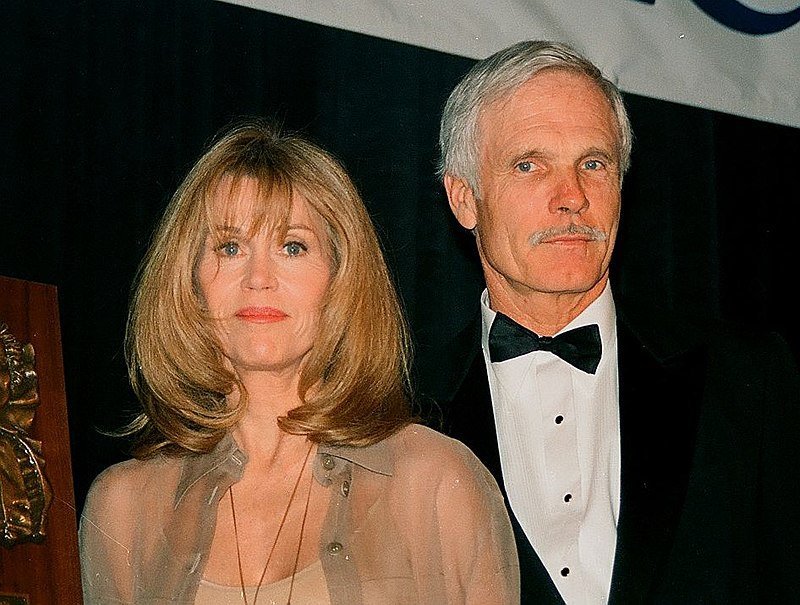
[202,171,294,243]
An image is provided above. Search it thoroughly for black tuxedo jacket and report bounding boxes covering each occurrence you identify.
[423,302,800,604]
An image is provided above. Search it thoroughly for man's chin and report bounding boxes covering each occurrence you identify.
[517,269,608,297]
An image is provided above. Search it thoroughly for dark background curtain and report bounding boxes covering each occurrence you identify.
[2,1,798,514]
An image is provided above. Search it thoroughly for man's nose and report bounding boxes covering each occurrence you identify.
[548,169,589,215]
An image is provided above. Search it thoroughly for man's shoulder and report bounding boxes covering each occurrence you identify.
[619,300,799,402]
[616,294,793,361]
[412,307,484,422]
[701,321,800,400]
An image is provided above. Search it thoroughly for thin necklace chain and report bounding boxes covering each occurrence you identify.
[229,440,315,605]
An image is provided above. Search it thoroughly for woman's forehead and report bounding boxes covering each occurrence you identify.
[206,175,322,233]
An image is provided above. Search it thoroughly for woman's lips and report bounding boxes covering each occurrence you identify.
[235,307,288,323]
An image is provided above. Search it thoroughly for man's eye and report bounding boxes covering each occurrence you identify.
[217,241,240,256]
[283,241,306,257]
[516,161,533,173]
[584,159,603,170]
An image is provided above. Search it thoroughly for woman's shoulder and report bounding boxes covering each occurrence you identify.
[387,424,498,487]
[380,425,510,538]
[90,454,178,488]
[83,455,182,516]
[392,423,479,456]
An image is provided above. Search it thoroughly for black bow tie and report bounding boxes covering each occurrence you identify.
[488,312,602,374]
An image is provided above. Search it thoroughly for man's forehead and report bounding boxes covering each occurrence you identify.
[479,70,620,154]
[489,69,610,116]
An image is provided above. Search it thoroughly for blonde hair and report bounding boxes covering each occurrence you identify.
[126,118,412,457]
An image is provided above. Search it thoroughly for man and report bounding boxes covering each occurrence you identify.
[435,40,800,603]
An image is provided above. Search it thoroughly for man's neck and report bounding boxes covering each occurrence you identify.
[486,279,608,337]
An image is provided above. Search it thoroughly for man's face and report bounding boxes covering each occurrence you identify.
[447,69,622,305]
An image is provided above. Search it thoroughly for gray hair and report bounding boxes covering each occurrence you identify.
[438,40,633,196]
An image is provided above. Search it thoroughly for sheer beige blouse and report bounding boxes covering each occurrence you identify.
[79,424,520,604]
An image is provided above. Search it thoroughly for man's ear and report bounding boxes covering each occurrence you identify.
[443,174,478,231]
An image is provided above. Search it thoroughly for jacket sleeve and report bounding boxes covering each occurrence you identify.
[432,437,521,604]
[79,463,140,605]
[757,332,800,599]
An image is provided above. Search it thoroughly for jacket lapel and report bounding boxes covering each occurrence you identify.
[608,318,705,603]
[444,345,502,481]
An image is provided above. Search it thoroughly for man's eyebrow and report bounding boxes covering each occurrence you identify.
[507,148,549,165]
[583,146,618,164]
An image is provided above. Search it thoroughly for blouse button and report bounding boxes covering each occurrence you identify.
[326,541,343,556]
[322,455,336,470]
[340,480,350,497]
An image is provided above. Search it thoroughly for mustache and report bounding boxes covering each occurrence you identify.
[528,223,608,245]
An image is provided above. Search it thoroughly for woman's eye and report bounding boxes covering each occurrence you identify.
[283,241,307,257]
[217,241,240,256]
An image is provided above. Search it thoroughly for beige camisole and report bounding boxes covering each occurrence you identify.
[195,559,330,605]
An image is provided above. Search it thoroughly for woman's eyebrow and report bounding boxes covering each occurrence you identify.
[286,223,315,232]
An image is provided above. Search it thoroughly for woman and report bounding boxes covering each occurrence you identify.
[79,119,519,604]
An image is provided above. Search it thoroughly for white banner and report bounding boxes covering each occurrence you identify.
[218,0,800,129]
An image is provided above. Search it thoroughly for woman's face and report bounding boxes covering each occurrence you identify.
[195,177,332,378]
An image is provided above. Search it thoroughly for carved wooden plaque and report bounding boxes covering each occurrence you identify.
[0,276,82,604]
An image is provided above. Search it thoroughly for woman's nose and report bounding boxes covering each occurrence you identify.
[244,251,278,290]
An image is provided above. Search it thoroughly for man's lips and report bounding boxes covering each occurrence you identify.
[529,224,607,246]
[235,307,288,323]
[540,234,594,244]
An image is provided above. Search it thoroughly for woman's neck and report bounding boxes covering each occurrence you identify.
[228,369,308,467]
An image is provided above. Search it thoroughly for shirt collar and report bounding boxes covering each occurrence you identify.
[174,429,394,508]
[175,431,246,508]
[319,439,393,476]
